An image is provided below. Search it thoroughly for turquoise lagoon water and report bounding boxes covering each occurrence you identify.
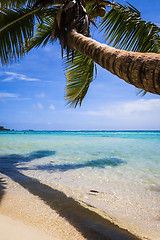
[0,131,160,236]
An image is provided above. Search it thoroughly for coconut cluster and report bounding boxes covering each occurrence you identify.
[92,4,106,17]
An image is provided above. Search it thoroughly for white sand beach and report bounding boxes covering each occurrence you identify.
[0,214,54,240]
[0,172,143,240]
[1,171,158,240]
[0,173,85,240]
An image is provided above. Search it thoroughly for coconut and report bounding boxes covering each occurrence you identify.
[97,6,106,17]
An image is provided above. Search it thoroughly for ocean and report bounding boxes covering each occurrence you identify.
[0,130,160,238]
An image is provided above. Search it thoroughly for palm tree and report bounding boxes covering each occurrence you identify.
[0,0,160,106]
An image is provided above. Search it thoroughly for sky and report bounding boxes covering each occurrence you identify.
[0,0,160,130]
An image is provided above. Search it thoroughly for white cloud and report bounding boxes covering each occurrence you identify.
[0,92,19,98]
[1,72,39,82]
[37,103,43,109]
[83,99,160,129]
[33,103,43,109]
[49,104,55,110]
[36,93,45,98]
[85,99,160,118]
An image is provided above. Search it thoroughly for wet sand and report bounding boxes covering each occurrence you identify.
[0,173,152,240]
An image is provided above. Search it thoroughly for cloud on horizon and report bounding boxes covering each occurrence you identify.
[85,99,160,118]
[82,99,160,129]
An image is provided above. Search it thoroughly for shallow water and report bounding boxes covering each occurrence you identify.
[0,131,160,238]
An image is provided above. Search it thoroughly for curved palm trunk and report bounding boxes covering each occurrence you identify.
[68,30,160,95]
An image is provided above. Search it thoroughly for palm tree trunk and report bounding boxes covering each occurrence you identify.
[68,30,160,95]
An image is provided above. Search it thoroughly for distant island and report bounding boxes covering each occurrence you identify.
[0,126,13,131]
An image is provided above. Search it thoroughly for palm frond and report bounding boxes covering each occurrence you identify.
[0,0,62,9]
[64,52,96,107]
[26,14,57,51]
[0,7,42,65]
[0,0,35,9]
[100,2,160,53]
[137,89,147,96]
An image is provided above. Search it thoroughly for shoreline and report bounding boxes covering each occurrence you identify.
[0,173,144,240]
[1,131,160,240]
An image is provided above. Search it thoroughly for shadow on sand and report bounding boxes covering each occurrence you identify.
[0,177,6,203]
[0,151,140,240]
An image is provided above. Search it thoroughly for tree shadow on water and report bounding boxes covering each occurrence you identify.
[0,150,56,174]
[0,151,139,240]
[23,157,127,172]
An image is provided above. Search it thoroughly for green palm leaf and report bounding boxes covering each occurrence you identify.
[100,2,160,53]
[0,6,42,65]
[26,10,58,51]
[64,52,96,107]
[0,0,62,9]
[0,0,35,9]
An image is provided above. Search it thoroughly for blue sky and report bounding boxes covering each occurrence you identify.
[0,0,160,130]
